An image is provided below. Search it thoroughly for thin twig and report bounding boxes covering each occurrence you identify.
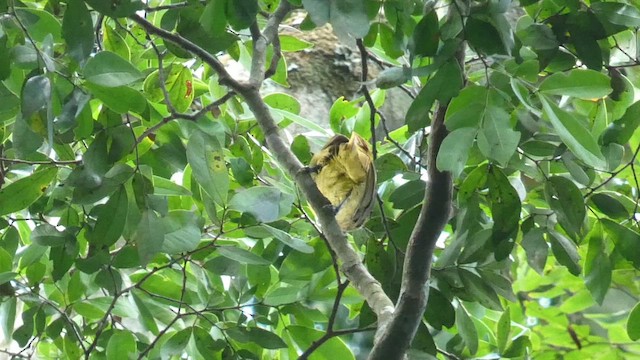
[0,157,81,166]
[356,39,378,158]
[265,33,282,79]
[586,142,640,196]
[144,0,206,12]
[135,91,236,144]
[130,15,244,90]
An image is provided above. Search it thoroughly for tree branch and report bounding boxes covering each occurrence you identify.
[367,32,465,360]
[135,91,236,144]
[129,15,244,91]
[0,157,81,166]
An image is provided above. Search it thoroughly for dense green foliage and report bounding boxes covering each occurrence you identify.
[0,0,639,359]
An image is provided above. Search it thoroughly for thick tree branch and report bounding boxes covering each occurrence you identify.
[367,40,465,360]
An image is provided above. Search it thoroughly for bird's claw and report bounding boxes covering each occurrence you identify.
[299,165,322,175]
[322,203,339,215]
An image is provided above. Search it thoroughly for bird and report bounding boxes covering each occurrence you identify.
[308,132,376,231]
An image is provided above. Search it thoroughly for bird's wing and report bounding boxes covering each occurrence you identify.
[351,162,377,228]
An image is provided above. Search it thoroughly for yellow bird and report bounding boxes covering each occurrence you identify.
[308,133,376,231]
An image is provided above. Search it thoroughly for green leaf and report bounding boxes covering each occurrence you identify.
[0,83,19,120]
[502,336,531,357]
[279,35,314,52]
[0,297,16,342]
[592,2,640,28]
[445,85,488,130]
[62,0,94,63]
[539,69,611,99]
[261,224,313,253]
[571,34,603,70]
[466,16,509,55]
[548,231,581,276]
[406,61,463,132]
[601,219,640,269]
[0,30,6,80]
[291,135,312,164]
[85,83,147,114]
[540,95,606,169]
[544,176,585,240]
[365,236,397,294]
[216,246,270,265]
[272,108,330,134]
[477,107,520,166]
[601,101,640,146]
[584,224,611,305]
[143,64,195,112]
[459,269,503,311]
[378,22,404,58]
[375,67,409,89]
[87,187,128,247]
[50,241,78,281]
[302,0,329,25]
[0,248,11,274]
[187,130,229,206]
[516,23,559,51]
[497,307,510,353]
[456,304,478,355]
[21,75,51,120]
[487,166,520,260]
[458,164,488,202]
[31,224,71,247]
[131,292,159,334]
[102,24,131,60]
[229,186,294,223]
[193,326,225,356]
[411,10,439,57]
[436,127,477,178]
[628,302,640,341]
[521,227,548,274]
[226,326,287,349]
[177,7,239,54]
[410,322,436,356]
[375,153,406,182]
[289,325,356,360]
[200,0,227,35]
[0,167,57,216]
[106,331,137,360]
[389,179,425,210]
[424,287,455,330]
[152,176,191,196]
[263,285,302,306]
[84,51,143,87]
[135,210,165,266]
[226,0,258,30]
[303,0,369,42]
[264,92,301,114]
[161,328,191,357]
[14,8,62,43]
[589,192,629,219]
[279,238,332,280]
[162,211,202,254]
[84,0,144,17]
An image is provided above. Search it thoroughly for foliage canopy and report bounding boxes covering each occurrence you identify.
[0,0,639,359]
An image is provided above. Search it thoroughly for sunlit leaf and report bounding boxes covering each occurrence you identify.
[0,168,57,216]
[539,69,611,99]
